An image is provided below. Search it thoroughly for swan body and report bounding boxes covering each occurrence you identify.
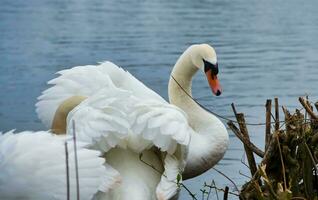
[36,44,229,199]
[0,130,116,200]
[38,79,189,200]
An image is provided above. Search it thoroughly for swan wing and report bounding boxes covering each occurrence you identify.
[65,88,131,152]
[36,60,191,153]
[0,131,119,200]
[66,89,191,154]
[132,101,193,200]
[131,100,191,154]
[36,61,165,128]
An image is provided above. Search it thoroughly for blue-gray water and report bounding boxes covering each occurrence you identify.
[1,0,318,199]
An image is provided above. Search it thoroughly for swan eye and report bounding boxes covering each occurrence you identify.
[203,59,218,75]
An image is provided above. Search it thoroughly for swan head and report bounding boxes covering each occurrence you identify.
[190,44,221,96]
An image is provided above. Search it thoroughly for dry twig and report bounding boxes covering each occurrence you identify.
[227,121,265,157]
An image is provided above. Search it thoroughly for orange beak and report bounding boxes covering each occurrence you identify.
[205,69,222,96]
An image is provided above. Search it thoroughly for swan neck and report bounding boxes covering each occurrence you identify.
[168,47,229,180]
[168,49,198,109]
[51,96,86,134]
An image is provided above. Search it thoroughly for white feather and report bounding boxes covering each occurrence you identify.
[156,154,181,200]
[0,130,120,200]
[36,62,164,128]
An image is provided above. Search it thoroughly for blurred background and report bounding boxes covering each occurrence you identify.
[1,0,318,199]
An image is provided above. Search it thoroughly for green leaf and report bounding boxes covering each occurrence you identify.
[177,173,182,184]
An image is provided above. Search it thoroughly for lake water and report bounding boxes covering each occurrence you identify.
[1,0,318,199]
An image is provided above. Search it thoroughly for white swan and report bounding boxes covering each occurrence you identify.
[0,130,118,200]
[36,44,229,199]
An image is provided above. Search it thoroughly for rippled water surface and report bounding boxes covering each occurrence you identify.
[1,0,318,199]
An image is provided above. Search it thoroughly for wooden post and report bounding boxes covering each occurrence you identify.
[299,97,318,120]
[231,103,258,176]
[223,186,229,200]
[274,98,279,131]
[265,99,272,149]
[237,114,258,176]
[72,121,80,200]
[227,121,264,157]
[64,142,70,200]
[314,102,318,112]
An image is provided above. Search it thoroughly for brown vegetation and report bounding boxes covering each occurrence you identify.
[229,97,318,200]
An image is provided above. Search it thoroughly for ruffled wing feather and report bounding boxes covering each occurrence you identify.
[65,88,131,153]
[36,62,165,128]
[131,100,191,154]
